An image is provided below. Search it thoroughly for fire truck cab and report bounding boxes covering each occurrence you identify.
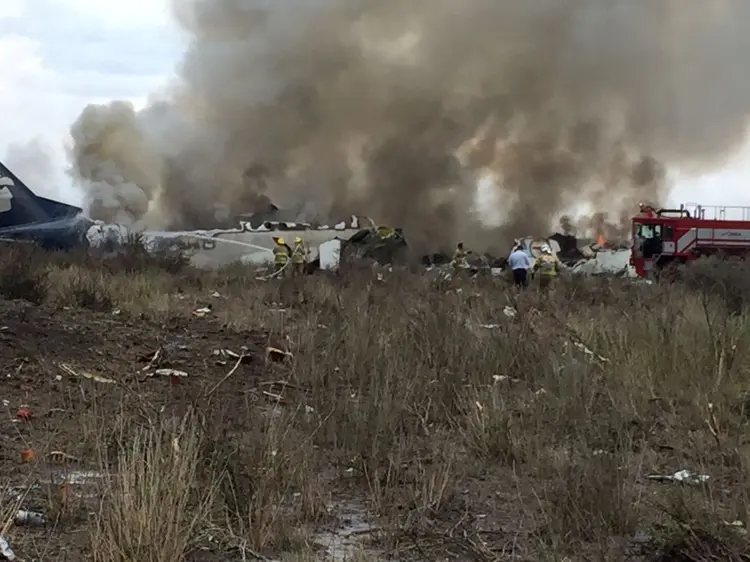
[630,203,750,278]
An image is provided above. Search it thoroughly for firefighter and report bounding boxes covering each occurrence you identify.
[272,236,291,276]
[376,225,395,240]
[452,242,470,272]
[533,244,560,290]
[291,236,308,276]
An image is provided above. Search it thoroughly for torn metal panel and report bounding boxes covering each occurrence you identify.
[141,217,372,268]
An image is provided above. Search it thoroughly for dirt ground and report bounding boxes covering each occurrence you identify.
[1,247,750,561]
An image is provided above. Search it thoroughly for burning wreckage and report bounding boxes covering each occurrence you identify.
[130,212,633,277]
[0,158,632,276]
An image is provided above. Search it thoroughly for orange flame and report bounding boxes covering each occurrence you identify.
[597,234,606,246]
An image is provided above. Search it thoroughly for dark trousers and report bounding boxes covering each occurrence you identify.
[512,268,528,287]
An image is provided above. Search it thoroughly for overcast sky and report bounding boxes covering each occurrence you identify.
[1,0,750,213]
[0,0,180,205]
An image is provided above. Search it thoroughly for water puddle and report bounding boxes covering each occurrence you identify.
[312,500,382,561]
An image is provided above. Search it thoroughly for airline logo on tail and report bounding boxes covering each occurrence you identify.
[0,176,14,213]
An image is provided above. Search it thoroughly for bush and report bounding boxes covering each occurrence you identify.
[0,243,48,303]
[679,255,750,314]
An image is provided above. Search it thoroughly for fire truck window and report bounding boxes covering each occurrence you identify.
[637,224,656,238]
[664,225,673,239]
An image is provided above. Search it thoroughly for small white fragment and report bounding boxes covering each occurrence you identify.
[647,469,710,485]
[154,369,188,378]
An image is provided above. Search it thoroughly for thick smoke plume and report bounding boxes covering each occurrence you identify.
[69,0,750,252]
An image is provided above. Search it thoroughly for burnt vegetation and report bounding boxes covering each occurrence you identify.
[0,246,749,561]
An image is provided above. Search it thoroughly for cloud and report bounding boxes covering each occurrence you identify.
[0,0,179,204]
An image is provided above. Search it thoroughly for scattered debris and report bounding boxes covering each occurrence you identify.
[58,363,115,384]
[212,348,252,365]
[49,451,79,464]
[192,306,212,317]
[154,368,188,379]
[0,537,16,560]
[723,520,747,535]
[265,346,293,363]
[20,448,35,463]
[647,469,710,485]
[493,375,520,383]
[503,306,517,318]
[15,509,46,526]
[51,469,107,487]
[15,406,31,421]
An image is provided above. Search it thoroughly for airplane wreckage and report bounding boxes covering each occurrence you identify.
[0,159,633,276]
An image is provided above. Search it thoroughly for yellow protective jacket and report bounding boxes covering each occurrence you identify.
[273,244,290,265]
[536,254,558,277]
[376,226,395,240]
[292,242,307,264]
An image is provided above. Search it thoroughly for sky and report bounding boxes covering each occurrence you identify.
[1,0,750,217]
[0,0,181,205]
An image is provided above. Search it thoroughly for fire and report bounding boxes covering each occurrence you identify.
[597,234,606,246]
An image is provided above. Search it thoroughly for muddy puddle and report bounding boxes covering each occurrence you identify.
[311,499,385,561]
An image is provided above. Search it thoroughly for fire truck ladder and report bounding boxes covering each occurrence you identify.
[682,203,750,221]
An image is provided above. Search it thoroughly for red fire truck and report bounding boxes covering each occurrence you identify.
[630,203,750,278]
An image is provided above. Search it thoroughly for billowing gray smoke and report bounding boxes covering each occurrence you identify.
[68,0,750,252]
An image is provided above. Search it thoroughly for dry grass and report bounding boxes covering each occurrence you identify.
[1,244,750,561]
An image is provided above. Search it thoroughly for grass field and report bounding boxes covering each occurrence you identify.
[1,244,750,561]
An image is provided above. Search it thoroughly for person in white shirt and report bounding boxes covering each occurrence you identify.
[508,245,531,287]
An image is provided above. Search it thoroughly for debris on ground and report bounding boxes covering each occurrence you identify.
[49,451,79,464]
[58,363,115,384]
[192,306,212,317]
[153,368,188,379]
[265,346,293,363]
[15,407,31,421]
[0,537,16,560]
[647,469,710,485]
[213,348,252,365]
[14,509,46,526]
[723,520,748,535]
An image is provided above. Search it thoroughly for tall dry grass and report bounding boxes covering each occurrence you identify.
[91,414,217,562]
[1,243,750,560]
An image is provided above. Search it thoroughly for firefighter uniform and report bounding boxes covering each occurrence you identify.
[534,245,559,289]
[273,237,290,276]
[376,225,395,240]
[452,243,469,272]
[291,236,308,276]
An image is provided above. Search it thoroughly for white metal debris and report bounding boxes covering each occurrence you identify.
[154,369,188,378]
[319,239,342,270]
[647,469,710,485]
[570,249,635,276]
[0,537,15,560]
